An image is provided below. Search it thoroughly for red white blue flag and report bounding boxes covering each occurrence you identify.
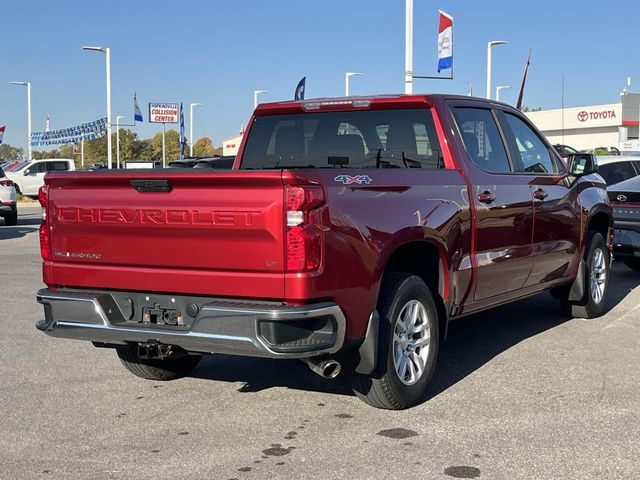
[134,93,143,122]
[437,11,453,73]
[0,126,5,144]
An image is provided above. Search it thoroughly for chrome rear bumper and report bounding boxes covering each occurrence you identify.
[36,289,346,358]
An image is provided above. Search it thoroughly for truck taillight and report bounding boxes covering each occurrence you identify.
[285,185,324,272]
[38,185,51,261]
[0,179,14,187]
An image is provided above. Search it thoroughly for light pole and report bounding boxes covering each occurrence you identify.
[9,81,32,161]
[404,0,414,94]
[116,115,126,168]
[254,90,268,109]
[345,72,363,96]
[496,85,511,102]
[189,103,203,157]
[82,46,112,168]
[486,40,508,99]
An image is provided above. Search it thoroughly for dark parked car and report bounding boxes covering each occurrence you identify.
[192,156,235,169]
[608,176,640,271]
[597,156,640,186]
[168,159,199,168]
[553,144,580,158]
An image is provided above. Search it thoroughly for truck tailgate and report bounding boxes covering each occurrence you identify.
[44,171,285,298]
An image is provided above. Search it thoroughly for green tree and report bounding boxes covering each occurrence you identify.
[192,136,216,157]
[149,129,188,162]
[0,144,25,162]
[83,136,108,166]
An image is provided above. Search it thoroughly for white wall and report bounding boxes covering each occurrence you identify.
[525,103,623,150]
[540,128,619,150]
[222,134,243,156]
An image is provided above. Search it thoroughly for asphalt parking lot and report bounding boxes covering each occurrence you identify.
[1,206,639,480]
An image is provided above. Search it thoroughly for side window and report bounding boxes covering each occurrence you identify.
[453,107,512,173]
[503,113,558,174]
[51,161,69,171]
[598,162,637,185]
[35,162,48,173]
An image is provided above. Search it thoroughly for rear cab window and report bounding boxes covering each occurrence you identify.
[49,161,70,171]
[240,109,443,170]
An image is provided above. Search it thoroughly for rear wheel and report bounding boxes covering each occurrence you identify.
[622,257,640,271]
[350,274,439,410]
[561,232,610,318]
[116,345,202,381]
[3,209,17,226]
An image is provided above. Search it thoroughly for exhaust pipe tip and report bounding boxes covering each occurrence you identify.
[321,360,341,379]
[305,358,342,379]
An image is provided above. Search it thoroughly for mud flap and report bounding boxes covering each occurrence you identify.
[568,260,586,302]
[355,311,379,375]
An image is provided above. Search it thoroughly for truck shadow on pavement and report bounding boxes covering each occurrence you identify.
[191,263,639,404]
[0,217,40,240]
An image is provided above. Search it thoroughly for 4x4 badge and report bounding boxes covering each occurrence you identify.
[334,174,373,185]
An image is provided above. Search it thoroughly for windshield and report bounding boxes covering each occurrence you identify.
[240,108,443,170]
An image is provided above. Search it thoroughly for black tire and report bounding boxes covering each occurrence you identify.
[4,210,18,226]
[623,257,640,271]
[116,345,202,381]
[350,274,439,410]
[560,232,610,319]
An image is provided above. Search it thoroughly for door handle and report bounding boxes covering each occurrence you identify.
[478,190,496,204]
[130,179,172,193]
[533,189,548,201]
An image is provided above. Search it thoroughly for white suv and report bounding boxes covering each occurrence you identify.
[6,158,75,197]
[0,165,18,226]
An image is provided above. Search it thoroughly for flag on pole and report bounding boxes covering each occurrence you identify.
[294,76,306,100]
[134,93,143,122]
[179,103,185,160]
[45,114,50,132]
[516,50,532,111]
[437,11,453,73]
[0,126,5,144]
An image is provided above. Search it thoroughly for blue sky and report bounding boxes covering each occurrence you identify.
[2,0,638,150]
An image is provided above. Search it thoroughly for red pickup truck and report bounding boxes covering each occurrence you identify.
[36,94,612,409]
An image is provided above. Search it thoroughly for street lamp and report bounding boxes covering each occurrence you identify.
[189,103,203,157]
[82,45,112,168]
[254,90,268,109]
[116,115,126,169]
[9,81,32,161]
[345,72,363,96]
[486,41,508,99]
[496,85,511,102]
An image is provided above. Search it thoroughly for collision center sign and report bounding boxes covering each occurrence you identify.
[148,103,179,123]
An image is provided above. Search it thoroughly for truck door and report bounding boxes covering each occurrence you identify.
[451,106,534,301]
[22,161,48,196]
[496,110,581,286]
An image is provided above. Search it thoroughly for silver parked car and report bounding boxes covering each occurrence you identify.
[0,165,18,226]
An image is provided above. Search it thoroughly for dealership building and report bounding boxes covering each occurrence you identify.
[525,92,640,152]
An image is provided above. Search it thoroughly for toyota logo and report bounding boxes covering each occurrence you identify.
[617,194,628,202]
[577,111,588,122]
